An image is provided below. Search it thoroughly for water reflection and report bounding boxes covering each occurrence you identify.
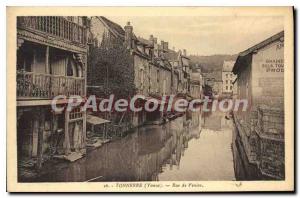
[29,110,240,182]
[158,111,235,181]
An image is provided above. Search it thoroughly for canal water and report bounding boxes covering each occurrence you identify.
[30,110,239,182]
[158,111,235,181]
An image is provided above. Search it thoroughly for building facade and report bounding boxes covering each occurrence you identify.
[17,16,89,169]
[167,49,191,96]
[88,17,180,127]
[222,60,237,97]
[190,72,202,99]
[232,31,284,179]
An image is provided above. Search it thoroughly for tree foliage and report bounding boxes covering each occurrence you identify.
[189,54,238,73]
[87,36,136,99]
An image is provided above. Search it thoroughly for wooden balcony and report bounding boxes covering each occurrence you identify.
[17,71,85,100]
[17,16,87,46]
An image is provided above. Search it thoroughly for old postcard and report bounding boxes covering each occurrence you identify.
[7,7,294,192]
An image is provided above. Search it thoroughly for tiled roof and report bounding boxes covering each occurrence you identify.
[152,56,172,71]
[181,55,190,60]
[239,31,284,57]
[133,48,150,60]
[98,16,125,39]
[132,33,138,41]
[233,31,284,74]
[137,37,152,46]
[96,16,174,71]
[165,49,179,61]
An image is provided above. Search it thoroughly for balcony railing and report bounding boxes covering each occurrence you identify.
[17,71,85,99]
[17,16,87,45]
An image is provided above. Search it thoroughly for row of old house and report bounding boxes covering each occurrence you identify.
[16,16,203,172]
[87,17,203,128]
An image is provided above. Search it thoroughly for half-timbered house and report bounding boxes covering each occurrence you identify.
[17,16,89,170]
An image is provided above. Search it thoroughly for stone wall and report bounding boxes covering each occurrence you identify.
[259,138,284,179]
[148,64,172,96]
[256,105,285,179]
[234,104,285,180]
[134,55,150,96]
[234,112,259,164]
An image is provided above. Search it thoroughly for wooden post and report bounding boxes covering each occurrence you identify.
[31,114,39,157]
[36,108,45,170]
[103,124,105,139]
[45,46,50,96]
[82,112,86,151]
[50,113,58,153]
[64,110,71,155]
[83,54,87,96]
[45,46,50,74]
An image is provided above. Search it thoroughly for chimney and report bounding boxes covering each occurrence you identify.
[164,42,169,51]
[149,35,154,46]
[161,40,166,52]
[183,49,187,56]
[124,21,133,48]
[153,37,158,56]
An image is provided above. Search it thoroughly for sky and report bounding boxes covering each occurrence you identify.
[107,16,284,56]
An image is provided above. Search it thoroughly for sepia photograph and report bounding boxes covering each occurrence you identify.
[6,6,294,192]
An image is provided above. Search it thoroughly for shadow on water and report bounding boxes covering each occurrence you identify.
[22,110,250,182]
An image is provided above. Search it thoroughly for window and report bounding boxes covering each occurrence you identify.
[226,80,228,83]
[226,74,228,78]
[230,86,232,90]
[226,86,228,90]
